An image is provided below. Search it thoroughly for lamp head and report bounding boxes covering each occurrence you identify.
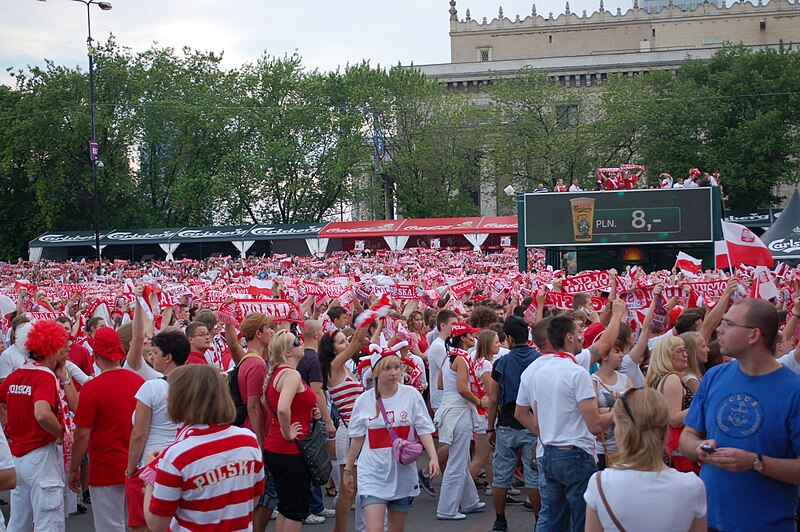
[97,2,112,10]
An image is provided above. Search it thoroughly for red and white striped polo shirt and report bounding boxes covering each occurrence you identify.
[149,423,265,531]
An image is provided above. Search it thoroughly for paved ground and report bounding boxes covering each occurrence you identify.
[1,471,536,531]
[0,426,536,532]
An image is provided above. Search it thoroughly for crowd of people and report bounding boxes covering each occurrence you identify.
[0,248,797,531]
[529,166,725,196]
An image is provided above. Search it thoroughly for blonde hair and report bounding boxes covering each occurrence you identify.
[266,330,295,385]
[645,336,685,389]
[476,330,498,362]
[167,365,235,425]
[611,387,669,471]
[679,331,704,380]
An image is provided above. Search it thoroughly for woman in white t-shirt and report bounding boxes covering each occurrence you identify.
[591,339,633,469]
[343,350,439,532]
[468,329,499,492]
[125,330,190,532]
[584,387,706,532]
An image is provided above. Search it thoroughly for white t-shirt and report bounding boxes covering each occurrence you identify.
[0,427,12,532]
[584,468,706,532]
[427,337,447,409]
[619,355,645,389]
[530,356,596,457]
[647,329,675,352]
[133,378,180,468]
[518,353,555,458]
[0,345,26,380]
[347,385,434,500]
[124,359,163,381]
[778,351,800,375]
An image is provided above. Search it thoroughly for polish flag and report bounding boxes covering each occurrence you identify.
[675,252,702,275]
[247,278,273,298]
[750,266,780,301]
[773,262,790,279]
[715,221,774,269]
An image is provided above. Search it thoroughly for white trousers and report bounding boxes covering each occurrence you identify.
[436,409,480,516]
[89,484,126,532]
[7,442,65,532]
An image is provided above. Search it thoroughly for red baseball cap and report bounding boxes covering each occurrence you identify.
[92,327,127,361]
[450,322,479,338]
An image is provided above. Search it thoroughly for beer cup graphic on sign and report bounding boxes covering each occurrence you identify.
[570,197,596,241]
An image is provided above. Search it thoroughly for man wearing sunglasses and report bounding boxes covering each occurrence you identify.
[680,298,800,532]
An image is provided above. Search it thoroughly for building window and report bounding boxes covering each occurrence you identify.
[549,35,553,43]
[652,28,656,37]
[556,104,579,126]
[478,48,491,62]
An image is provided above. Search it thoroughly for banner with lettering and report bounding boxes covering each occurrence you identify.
[233,299,302,322]
[562,271,613,294]
[449,278,477,298]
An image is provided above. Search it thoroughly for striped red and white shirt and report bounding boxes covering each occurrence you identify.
[149,423,264,531]
[328,374,363,424]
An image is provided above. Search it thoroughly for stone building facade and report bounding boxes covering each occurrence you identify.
[419,0,800,102]
[414,0,800,214]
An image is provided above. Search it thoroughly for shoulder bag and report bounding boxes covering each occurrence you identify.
[266,371,332,486]
[377,395,424,465]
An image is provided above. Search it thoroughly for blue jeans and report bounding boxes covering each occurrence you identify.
[536,445,596,532]
[310,484,324,515]
[492,426,539,488]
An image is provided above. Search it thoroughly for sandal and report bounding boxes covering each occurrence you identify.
[325,486,338,497]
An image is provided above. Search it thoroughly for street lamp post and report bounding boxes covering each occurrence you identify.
[38,0,112,263]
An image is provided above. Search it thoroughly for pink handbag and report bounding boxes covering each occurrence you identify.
[377,396,424,465]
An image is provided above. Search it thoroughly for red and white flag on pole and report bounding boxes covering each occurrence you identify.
[715,221,774,269]
[675,252,702,275]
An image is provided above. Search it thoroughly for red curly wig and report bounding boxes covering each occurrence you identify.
[25,320,69,359]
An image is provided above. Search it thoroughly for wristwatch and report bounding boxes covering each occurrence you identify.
[752,453,764,472]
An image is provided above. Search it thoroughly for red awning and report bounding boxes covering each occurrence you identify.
[475,216,517,233]
[397,217,483,236]
[317,219,406,239]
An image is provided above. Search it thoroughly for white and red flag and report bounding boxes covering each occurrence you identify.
[750,266,780,301]
[675,252,702,275]
[715,221,774,269]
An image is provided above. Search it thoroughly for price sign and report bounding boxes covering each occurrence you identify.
[523,188,712,247]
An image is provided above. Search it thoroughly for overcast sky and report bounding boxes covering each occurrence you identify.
[1,0,628,87]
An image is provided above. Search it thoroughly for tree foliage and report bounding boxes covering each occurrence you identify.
[0,41,798,260]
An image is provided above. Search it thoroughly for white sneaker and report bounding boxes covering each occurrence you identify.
[302,514,326,525]
[485,486,493,496]
[508,487,521,496]
[319,508,336,518]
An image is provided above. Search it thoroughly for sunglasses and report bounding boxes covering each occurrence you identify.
[619,388,637,428]
[292,333,305,348]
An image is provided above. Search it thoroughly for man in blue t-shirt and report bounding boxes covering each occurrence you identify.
[680,298,800,532]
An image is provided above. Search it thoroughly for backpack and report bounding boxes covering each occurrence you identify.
[228,353,265,427]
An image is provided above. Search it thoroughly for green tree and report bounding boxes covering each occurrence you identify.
[488,69,593,199]
[680,44,800,209]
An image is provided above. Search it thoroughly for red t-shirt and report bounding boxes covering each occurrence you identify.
[237,355,268,444]
[74,368,145,486]
[68,343,94,391]
[0,365,63,457]
[264,366,316,455]
[186,352,208,366]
